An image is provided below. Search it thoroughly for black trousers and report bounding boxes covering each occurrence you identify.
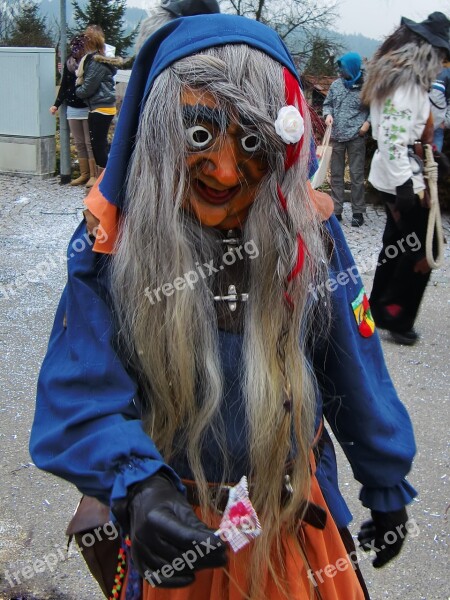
[370,192,431,332]
[88,111,114,168]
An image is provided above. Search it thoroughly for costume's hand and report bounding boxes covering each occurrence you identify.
[112,473,227,588]
[395,179,417,215]
[325,114,333,126]
[357,508,409,568]
[83,209,100,238]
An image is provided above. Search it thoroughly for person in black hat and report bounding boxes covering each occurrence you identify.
[361,12,450,345]
[135,0,220,52]
[401,11,450,57]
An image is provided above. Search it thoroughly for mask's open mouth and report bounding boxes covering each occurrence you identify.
[193,180,240,205]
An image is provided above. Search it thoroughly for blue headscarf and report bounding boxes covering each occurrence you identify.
[100,14,301,209]
[337,52,362,89]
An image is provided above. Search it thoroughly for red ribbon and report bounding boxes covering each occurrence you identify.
[277,184,287,210]
[283,68,304,170]
[278,70,308,289]
[287,234,305,282]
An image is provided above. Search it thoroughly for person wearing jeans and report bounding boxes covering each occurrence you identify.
[323,52,370,227]
[329,135,366,222]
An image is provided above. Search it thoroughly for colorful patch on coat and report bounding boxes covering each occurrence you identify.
[351,288,375,338]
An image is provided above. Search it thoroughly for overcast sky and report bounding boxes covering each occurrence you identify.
[336,0,449,39]
[127,0,450,40]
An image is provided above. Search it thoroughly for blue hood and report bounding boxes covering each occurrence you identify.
[337,52,362,89]
[101,14,301,209]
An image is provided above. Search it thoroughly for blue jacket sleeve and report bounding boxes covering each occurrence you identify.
[313,216,417,512]
[29,221,181,506]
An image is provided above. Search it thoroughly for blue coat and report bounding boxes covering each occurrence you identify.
[29,215,416,529]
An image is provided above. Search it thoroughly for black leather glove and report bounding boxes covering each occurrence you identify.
[357,508,409,568]
[112,472,227,587]
[395,178,417,215]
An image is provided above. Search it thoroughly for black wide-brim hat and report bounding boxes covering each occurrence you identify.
[401,11,450,55]
[161,0,220,17]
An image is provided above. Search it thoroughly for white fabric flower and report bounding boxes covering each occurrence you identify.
[274,105,304,144]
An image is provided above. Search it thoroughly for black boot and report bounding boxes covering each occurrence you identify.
[351,213,364,227]
[390,329,419,345]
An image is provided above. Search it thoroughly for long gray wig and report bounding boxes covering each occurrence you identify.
[134,6,174,53]
[111,44,331,595]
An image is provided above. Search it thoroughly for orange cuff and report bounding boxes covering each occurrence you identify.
[84,171,120,254]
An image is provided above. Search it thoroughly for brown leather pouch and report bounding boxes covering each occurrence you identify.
[66,495,121,598]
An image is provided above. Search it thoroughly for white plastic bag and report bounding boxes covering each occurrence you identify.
[311,123,332,189]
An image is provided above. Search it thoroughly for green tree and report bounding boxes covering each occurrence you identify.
[303,36,343,76]
[71,0,137,56]
[2,1,54,47]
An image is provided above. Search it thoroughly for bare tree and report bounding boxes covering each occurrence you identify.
[221,0,340,53]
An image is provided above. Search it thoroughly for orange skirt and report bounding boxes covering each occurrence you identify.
[120,472,364,600]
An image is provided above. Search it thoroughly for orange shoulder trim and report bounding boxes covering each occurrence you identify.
[84,178,333,255]
[84,171,119,254]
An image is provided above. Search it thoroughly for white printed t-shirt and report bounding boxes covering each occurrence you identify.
[369,84,431,195]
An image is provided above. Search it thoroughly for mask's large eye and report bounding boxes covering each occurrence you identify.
[241,134,262,153]
[186,125,213,150]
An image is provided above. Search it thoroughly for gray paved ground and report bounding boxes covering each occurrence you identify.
[0,174,448,600]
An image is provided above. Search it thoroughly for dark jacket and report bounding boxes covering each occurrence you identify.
[75,53,122,110]
[54,62,87,109]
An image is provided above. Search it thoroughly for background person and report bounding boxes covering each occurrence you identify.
[31,14,416,600]
[429,63,450,151]
[362,11,450,345]
[323,52,370,227]
[85,24,116,58]
[135,0,220,52]
[75,27,122,183]
[50,35,96,187]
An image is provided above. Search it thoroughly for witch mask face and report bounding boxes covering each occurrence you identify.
[181,88,268,229]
